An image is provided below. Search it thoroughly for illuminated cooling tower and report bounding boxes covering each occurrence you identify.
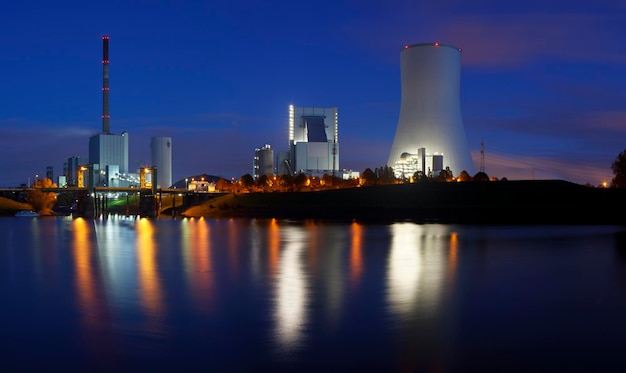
[387,43,474,177]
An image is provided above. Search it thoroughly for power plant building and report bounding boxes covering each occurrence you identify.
[150,136,172,188]
[89,132,129,186]
[88,35,132,188]
[281,105,339,176]
[387,43,474,178]
[253,144,274,179]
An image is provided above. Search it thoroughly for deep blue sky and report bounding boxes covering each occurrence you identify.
[1,0,625,187]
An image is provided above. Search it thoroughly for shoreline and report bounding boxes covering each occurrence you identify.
[181,180,626,225]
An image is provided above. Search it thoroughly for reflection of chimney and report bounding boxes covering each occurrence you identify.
[102,35,110,134]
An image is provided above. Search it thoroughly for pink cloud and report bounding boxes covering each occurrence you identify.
[439,13,626,67]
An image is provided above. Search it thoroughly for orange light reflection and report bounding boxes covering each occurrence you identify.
[136,218,164,321]
[350,221,363,287]
[72,218,98,326]
[269,218,280,276]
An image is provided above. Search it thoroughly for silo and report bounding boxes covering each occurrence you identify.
[387,43,474,177]
[254,144,274,179]
[150,137,172,188]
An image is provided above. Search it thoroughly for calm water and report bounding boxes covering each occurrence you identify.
[1,216,626,372]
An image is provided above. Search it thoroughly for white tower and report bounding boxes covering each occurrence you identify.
[387,43,474,177]
[151,136,172,188]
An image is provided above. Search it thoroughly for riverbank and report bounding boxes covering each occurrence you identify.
[0,197,35,216]
[181,180,626,224]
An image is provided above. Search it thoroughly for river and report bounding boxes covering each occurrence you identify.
[1,215,625,372]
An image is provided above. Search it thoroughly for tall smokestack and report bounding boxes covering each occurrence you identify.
[102,35,110,134]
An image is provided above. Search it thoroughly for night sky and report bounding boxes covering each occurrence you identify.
[1,0,625,187]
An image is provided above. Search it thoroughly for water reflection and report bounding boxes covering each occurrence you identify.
[387,223,445,318]
[72,218,98,322]
[273,224,309,354]
[4,217,626,370]
[350,221,364,288]
[71,217,115,365]
[182,218,214,314]
[136,218,165,330]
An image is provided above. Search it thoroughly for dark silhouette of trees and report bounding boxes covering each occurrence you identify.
[321,173,335,188]
[438,168,453,182]
[375,166,396,184]
[457,170,472,182]
[256,175,271,191]
[294,173,309,190]
[239,174,255,190]
[276,174,293,191]
[473,171,490,182]
[611,149,626,188]
[361,168,377,186]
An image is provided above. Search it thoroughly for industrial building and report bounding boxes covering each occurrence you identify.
[65,156,82,187]
[387,43,474,179]
[87,35,134,188]
[151,136,172,188]
[277,105,339,177]
[253,144,274,179]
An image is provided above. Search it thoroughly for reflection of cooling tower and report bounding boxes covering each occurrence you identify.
[387,43,474,176]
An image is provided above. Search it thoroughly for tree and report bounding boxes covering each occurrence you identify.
[473,171,490,182]
[437,168,453,182]
[321,173,334,188]
[457,170,472,182]
[360,168,377,186]
[27,178,58,214]
[294,173,309,190]
[276,174,293,191]
[611,149,626,188]
[216,178,231,192]
[256,174,271,191]
[239,174,255,190]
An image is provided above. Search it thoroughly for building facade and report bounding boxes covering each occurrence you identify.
[88,132,129,187]
[286,105,339,176]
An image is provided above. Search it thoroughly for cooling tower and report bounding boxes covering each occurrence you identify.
[387,43,474,177]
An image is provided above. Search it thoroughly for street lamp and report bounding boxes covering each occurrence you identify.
[185,178,188,190]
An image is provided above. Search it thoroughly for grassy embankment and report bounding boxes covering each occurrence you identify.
[0,196,34,216]
[181,180,626,224]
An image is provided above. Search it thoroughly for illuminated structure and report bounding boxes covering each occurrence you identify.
[151,137,172,188]
[387,43,473,178]
[279,105,339,176]
[253,144,274,179]
[88,35,131,187]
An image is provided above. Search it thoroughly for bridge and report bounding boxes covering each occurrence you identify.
[1,186,225,218]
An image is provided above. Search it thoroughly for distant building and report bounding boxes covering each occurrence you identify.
[66,156,82,187]
[284,105,339,177]
[46,166,53,182]
[253,144,274,179]
[151,136,172,188]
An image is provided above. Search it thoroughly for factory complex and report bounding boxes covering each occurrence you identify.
[50,37,474,191]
